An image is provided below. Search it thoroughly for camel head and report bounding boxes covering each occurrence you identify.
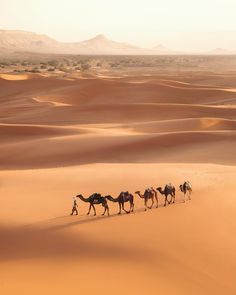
[135,191,144,198]
[156,187,162,192]
[76,194,83,198]
[105,195,112,200]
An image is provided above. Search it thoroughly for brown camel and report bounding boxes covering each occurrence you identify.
[106,191,134,214]
[156,184,176,206]
[135,188,158,211]
[76,193,109,216]
[179,181,192,202]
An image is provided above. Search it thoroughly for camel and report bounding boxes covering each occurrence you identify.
[135,187,158,211]
[76,193,109,216]
[179,181,192,202]
[106,191,134,214]
[156,184,175,206]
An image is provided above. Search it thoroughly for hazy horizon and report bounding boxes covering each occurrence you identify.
[1,0,236,52]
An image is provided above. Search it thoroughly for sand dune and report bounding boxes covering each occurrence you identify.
[117,117,236,133]
[0,73,31,80]
[32,97,71,107]
[0,71,236,294]
[0,123,84,143]
[0,130,235,169]
[1,74,236,107]
[1,102,236,125]
[39,79,236,105]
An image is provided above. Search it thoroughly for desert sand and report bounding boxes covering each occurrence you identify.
[0,70,236,295]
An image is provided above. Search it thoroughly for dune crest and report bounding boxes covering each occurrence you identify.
[0,73,31,80]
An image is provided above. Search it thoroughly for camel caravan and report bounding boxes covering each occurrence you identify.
[71,181,192,216]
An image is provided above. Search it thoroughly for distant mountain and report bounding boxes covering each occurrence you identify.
[207,48,236,55]
[0,29,235,56]
[73,34,143,54]
[151,44,178,54]
[0,30,146,55]
[0,30,178,55]
[0,30,62,54]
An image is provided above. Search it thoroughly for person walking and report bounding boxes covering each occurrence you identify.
[70,197,78,215]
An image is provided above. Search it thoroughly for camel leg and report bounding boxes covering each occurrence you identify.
[122,203,129,214]
[129,201,132,212]
[172,193,175,204]
[168,195,171,204]
[130,201,134,212]
[92,204,96,216]
[189,189,192,200]
[144,200,148,211]
[87,204,92,215]
[183,192,186,203]
[148,198,154,209]
[164,196,167,207]
[118,203,122,215]
[102,205,106,216]
[155,195,158,208]
[103,206,109,216]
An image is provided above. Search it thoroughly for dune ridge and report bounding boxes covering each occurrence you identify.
[0,130,235,169]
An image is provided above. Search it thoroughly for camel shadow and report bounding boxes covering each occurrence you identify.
[0,222,154,263]
[38,198,186,232]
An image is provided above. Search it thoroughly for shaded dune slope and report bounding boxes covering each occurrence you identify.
[0,131,235,169]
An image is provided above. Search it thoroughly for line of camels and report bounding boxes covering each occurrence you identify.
[75,181,192,216]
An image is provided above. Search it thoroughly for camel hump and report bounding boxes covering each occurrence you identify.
[166,183,173,189]
[185,181,192,189]
[120,191,129,197]
[92,193,101,199]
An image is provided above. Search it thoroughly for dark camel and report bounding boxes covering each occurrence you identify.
[179,181,192,202]
[76,193,109,216]
[156,184,175,206]
[135,188,158,211]
[106,191,134,214]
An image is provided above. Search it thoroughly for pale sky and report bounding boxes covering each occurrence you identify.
[1,0,236,51]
